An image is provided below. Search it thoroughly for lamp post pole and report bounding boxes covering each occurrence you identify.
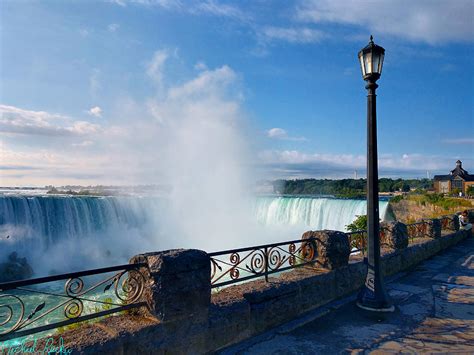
[357,36,394,312]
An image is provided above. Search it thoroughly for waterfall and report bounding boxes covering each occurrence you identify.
[0,194,388,275]
[0,195,166,275]
[254,196,388,231]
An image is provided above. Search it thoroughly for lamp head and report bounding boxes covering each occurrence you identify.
[358,35,385,82]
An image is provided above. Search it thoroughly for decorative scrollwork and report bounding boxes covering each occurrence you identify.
[115,270,145,304]
[0,295,25,335]
[230,252,240,265]
[268,248,283,271]
[65,277,84,296]
[210,258,222,280]
[64,298,83,319]
[289,243,296,254]
[406,222,429,241]
[301,240,316,261]
[289,255,296,266]
[247,250,266,274]
[230,267,239,280]
[0,264,147,341]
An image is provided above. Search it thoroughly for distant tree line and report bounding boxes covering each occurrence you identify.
[273,178,433,198]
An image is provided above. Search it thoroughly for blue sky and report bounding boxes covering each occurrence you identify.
[0,0,473,186]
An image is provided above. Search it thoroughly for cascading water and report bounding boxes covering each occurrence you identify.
[254,196,388,230]
[0,195,167,276]
[0,194,388,276]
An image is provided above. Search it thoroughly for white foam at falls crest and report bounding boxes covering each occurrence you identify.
[254,196,388,231]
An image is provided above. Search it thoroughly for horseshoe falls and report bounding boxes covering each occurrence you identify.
[254,196,388,231]
[0,194,388,275]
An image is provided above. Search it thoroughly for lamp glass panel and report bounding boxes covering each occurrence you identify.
[364,52,372,74]
[359,55,366,76]
[372,54,381,75]
[378,53,384,74]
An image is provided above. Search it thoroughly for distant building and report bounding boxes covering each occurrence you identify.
[433,160,474,194]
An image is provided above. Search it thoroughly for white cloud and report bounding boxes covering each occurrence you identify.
[258,150,474,178]
[140,0,182,9]
[261,26,326,44]
[194,61,208,71]
[88,106,103,118]
[296,0,474,44]
[167,65,237,100]
[109,0,126,6]
[108,23,120,32]
[109,0,248,21]
[442,138,474,145]
[260,150,365,167]
[0,105,100,137]
[267,128,287,139]
[146,49,170,85]
[1,55,249,187]
[110,0,182,9]
[193,1,249,21]
[266,128,307,141]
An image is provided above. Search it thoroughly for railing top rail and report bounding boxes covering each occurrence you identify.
[208,237,316,257]
[0,262,148,292]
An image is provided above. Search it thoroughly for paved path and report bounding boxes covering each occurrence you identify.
[223,237,474,354]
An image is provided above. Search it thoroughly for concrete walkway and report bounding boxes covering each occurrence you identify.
[223,237,474,354]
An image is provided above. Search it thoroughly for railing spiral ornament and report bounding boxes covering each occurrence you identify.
[288,243,297,266]
[64,298,84,319]
[289,243,296,254]
[115,270,145,304]
[65,277,84,296]
[230,252,240,265]
[230,267,240,280]
[209,238,319,288]
[267,247,283,271]
[247,249,266,274]
[301,240,316,261]
[0,295,25,335]
[0,263,147,341]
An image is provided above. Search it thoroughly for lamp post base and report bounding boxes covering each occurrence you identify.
[356,302,395,313]
[357,287,395,312]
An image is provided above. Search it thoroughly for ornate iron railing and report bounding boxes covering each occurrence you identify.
[406,221,429,241]
[209,238,318,288]
[440,215,457,231]
[0,263,147,341]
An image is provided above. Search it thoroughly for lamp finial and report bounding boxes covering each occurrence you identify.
[370,35,373,42]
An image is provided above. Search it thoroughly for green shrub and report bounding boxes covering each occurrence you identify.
[390,195,404,203]
[346,215,367,232]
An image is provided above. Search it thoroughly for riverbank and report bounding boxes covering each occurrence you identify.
[389,195,474,223]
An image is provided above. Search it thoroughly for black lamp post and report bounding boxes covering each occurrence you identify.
[357,36,394,312]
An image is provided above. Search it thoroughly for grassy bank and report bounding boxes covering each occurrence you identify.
[389,193,474,223]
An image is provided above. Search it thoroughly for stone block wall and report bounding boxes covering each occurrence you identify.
[302,230,350,269]
[50,229,471,354]
[129,249,211,323]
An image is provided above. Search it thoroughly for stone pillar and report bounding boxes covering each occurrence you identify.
[423,218,442,239]
[380,222,408,250]
[302,230,350,270]
[129,249,211,323]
